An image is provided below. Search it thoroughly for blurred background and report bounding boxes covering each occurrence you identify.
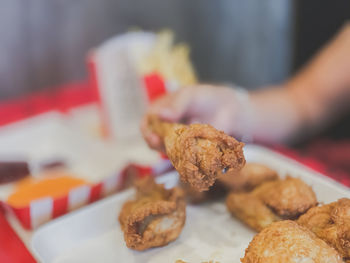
[1,0,349,100]
[0,2,349,256]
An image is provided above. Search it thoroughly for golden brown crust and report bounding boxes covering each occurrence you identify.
[298,198,350,260]
[148,116,246,192]
[218,163,278,192]
[118,176,186,251]
[241,220,343,263]
[226,192,280,231]
[165,124,245,192]
[226,177,317,231]
[253,177,317,218]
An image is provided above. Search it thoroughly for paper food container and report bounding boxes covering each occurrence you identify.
[88,30,197,140]
[0,111,171,229]
[0,29,197,229]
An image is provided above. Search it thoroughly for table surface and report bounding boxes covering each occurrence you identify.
[0,83,349,262]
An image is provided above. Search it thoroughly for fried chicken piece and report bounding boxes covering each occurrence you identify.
[218,162,278,192]
[147,116,245,191]
[226,177,317,231]
[118,176,186,251]
[226,191,280,231]
[241,220,343,263]
[298,198,350,261]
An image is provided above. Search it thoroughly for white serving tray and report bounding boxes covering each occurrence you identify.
[31,145,350,263]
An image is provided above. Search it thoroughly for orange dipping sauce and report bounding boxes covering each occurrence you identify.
[7,173,88,208]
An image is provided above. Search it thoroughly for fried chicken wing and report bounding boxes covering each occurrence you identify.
[227,191,280,231]
[118,176,186,251]
[298,198,350,261]
[148,116,245,191]
[241,220,343,263]
[226,177,317,231]
[218,162,278,192]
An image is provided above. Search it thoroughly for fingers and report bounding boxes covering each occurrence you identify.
[148,88,193,122]
[140,88,194,152]
[140,115,165,152]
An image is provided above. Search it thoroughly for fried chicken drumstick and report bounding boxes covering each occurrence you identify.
[118,176,186,251]
[242,220,343,263]
[147,116,245,191]
[226,177,317,231]
[298,198,350,261]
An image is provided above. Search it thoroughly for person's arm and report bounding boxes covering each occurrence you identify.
[141,23,350,149]
[249,23,350,143]
[286,22,350,133]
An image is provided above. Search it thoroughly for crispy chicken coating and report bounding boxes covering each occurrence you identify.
[298,198,350,261]
[148,116,245,191]
[226,177,317,231]
[226,191,280,231]
[118,176,186,251]
[241,220,343,263]
[218,162,278,192]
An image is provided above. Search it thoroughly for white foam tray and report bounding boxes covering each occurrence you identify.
[31,145,350,263]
